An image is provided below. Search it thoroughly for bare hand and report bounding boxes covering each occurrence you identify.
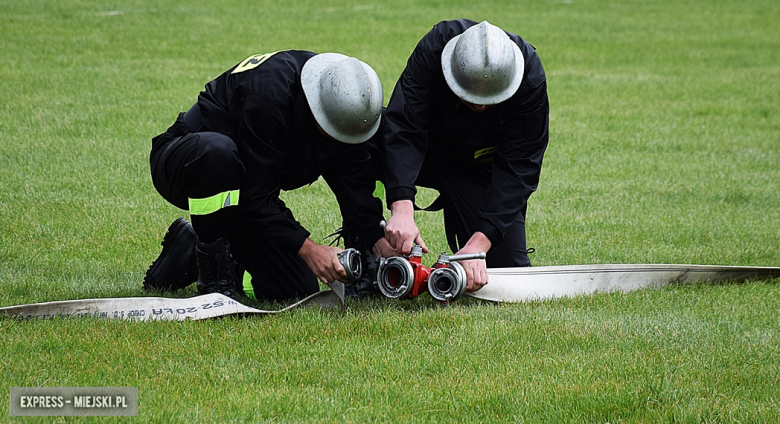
[298,239,347,284]
[455,232,492,292]
[385,200,428,255]
[372,237,397,258]
[458,257,488,292]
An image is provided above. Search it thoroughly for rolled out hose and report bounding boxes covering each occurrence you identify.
[428,261,467,302]
[377,256,415,299]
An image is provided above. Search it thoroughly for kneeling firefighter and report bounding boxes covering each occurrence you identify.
[381,20,550,292]
[144,50,395,301]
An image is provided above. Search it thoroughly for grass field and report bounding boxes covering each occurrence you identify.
[1,0,779,422]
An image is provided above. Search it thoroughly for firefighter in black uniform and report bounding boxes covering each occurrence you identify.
[381,20,550,292]
[143,51,393,301]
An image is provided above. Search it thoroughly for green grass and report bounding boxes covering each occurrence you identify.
[1,0,779,422]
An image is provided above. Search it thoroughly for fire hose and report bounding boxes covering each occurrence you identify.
[2,249,777,321]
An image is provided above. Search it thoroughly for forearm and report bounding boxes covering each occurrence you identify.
[459,231,492,254]
[390,199,415,219]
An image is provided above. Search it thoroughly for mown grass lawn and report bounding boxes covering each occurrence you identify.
[1,0,778,422]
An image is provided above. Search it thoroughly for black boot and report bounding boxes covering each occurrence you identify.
[196,238,238,299]
[143,218,198,292]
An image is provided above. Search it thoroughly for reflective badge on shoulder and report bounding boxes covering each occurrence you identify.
[232,52,279,74]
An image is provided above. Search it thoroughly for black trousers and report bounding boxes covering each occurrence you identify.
[149,116,319,301]
[415,155,532,268]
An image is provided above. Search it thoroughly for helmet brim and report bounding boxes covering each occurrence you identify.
[441,34,524,106]
[302,53,381,144]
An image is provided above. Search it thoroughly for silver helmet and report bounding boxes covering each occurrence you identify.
[302,53,383,144]
[441,21,524,105]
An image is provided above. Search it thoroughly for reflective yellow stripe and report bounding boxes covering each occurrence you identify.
[373,181,385,199]
[242,270,256,301]
[188,190,240,215]
[473,146,497,159]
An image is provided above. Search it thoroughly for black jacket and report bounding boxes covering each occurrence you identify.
[194,50,384,253]
[382,19,549,247]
